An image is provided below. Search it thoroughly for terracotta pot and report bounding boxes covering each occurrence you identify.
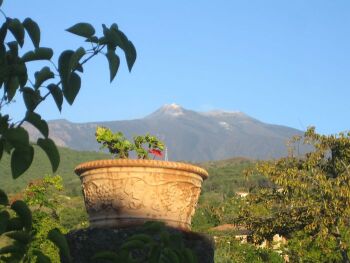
[75,159,208,230]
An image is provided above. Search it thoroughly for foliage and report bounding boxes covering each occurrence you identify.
[213,233,283,263]
[93,221,197,263]
[0,0,136,179]
[199,158,268,200]
[95,126,165,159]
[237,127,350,262]
[0,145,108,195]
[0,189,71,262]
[0,0,136,260]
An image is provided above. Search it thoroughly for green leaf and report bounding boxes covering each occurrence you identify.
[33,250,51,263]
[0,22,7,43]
[25,112,48,138]
[104,24,122,48]
[7,217,24,231]
[21,47,53,62]
[0,114,9,134]
[106,50,120,82]
[10,200,32,231]
[0,211,10,235]
[58,50,74,84]
[128,233,154,243]
[34,66,54,89]
[98,36,108,45]
[163,248,180,263]
[48,228,72,263]
[85,36,98,43]
[22,18,40,48]
[47,84,63,112]
[69,47,85,72]
[5,76,19,101]
[92,251,120,262]
[0,189,9,205]
[15,63,28,88]
[11,145,34,179]
[66,23,95,38]
[63,72,80,105]
[125,40,137,72]
[8,18,25,47]
[37,138,60,172]
[120,239,145,250]
[5,231,31,244]
[183,248,196,263]
[22,87,41,111]
[5,127,30,148]
[7,41,18,57]
[0,243,25,256]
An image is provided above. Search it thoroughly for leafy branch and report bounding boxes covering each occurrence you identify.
[0,0,136,179]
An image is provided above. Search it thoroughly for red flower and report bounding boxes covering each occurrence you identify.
[149,149,163,158]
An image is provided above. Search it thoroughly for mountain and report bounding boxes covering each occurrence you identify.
[24,104,304,161]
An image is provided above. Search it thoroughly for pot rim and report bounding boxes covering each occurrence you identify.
[74,159,209,180]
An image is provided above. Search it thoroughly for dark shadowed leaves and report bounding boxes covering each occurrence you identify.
[58,50,74,83]
[69,47,85,72]
[5,127,29,148]
[0,211,10,235]
[106,50,120,82]
[11,145,34,179]
[6,230,31,244]
[63,72,81,105]
[33,250,51,263]
[7,41,18,57]
[37,138,59,172]
[0,22,7,42]
[22,18,40,48]
[48,228,72,263]
[34,66,54,89]
[10,200,32,231]
[125,40,137,72]
[25,112,48,138]
[92,251,120,262]
[5,76,19,101]
[47,84,63,111]
[15,63,28,88]
[8,18,25,47]
[0,189,9,206]
[66,23,95,38]
[21,47,53,62]
[22,87,41,111]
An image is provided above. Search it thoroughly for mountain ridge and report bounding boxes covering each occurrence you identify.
[24,104,304,161]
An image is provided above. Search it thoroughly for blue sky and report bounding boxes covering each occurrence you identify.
[3,1,350,134]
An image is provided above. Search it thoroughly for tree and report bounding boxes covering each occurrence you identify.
[237,127,350,262]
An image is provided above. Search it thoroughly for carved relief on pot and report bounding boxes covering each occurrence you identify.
[76,160,208,230]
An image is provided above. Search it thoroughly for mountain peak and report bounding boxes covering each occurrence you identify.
[147,103,185,118]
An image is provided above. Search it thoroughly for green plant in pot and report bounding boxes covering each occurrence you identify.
[75,127,209,230]
[95,126,164,160]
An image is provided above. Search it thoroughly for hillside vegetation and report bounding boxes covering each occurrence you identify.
[1,147,283,262]
[0,146,109,195]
